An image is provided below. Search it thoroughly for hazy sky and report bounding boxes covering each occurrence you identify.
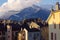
[0,0,60,6]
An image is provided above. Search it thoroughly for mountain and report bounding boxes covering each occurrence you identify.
[9,5,50,21]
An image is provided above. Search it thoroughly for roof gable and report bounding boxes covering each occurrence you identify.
[46,10,60,22]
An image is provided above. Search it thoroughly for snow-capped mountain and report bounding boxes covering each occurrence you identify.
[9,5,50,21]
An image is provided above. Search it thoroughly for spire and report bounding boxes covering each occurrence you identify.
[56,2,59,10]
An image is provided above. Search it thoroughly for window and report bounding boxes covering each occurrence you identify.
[33,34,36,40]
[33,33,39,40]
[37,33,39,36]
[8,30,10,32]
[59,24,60,29]
[51,32,53,40]
[8,36,10,38]
[53,22,56,29]
[55,33,56,40]
[54,24,56,29]
[2,37,5,40]
[2,31,5,35]
[0,32,1,35]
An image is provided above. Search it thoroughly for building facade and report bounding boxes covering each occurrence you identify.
[0,18,47,40]
[47,2,60,40]
[18,28,40,40]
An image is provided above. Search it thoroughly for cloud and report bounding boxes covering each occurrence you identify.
[0,0,40,19]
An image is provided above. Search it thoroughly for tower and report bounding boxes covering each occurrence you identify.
[47,2,60,40]
[6,25,12,40]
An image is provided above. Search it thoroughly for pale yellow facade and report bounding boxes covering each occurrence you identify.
[47,11,60,40]
[47,11,60,24]
[47,2,60,40]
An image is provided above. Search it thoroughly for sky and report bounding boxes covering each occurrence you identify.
[0,0,60,6]
[40,0,60,5]
[0,0,7,6]
[0,0,60,19]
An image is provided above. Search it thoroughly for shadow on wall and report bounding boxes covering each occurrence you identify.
[40,25,49,40]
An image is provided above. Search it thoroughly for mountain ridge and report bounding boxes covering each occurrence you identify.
[9,5,50,21]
